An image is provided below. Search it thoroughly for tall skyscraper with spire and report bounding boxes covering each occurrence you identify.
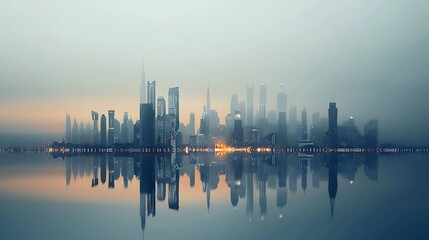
[140,60,146,104]
[206,86,211,113]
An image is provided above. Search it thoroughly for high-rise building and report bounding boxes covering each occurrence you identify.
[246,85,254,126]
[189,113,195,135]
[65,115,71,143]
[108,110,115,146]
[230,93,239,115]
[147,80,156,111]
[327,102,338,148]
[168,87,179,131]
[140,103,155,146]
[100,114,107,146]
[207,87,211,113]
[140,60,146,104]
[156,114,174,145]
[157,97,166,117]
[259,83,267,119]
[277,83,287,116]
[239,101,246,126]
[122,112,129,143]
[91,111,99,144]
[364,119,378,148]
[134,120,141,145]
[233,111,243,146]
[278,111,287,146]
[72,119,78,144]
[300,107,308,140]
[78,122,85,144]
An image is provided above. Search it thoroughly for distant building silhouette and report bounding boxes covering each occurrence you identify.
[100,114,107,146]
[108,110,115,146]
[189,113,195,135]
[364,119,378,148]
[277,83,287,118]
[65,115,72,143]
[91,111,99,144]
[300,107,308,141]
[278,111,287,146]
[72,119,78,144]
[327,102,338,148]
[140,60,146,104]
[246,84,254,127]
[230,93,239,115]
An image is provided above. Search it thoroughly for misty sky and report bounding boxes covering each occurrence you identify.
[1,0,428,144]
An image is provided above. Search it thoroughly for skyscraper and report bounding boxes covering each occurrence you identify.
[140,60,146,104]
[157,97,166,117]
[278,111,287,146]
[72,119,78,144]
[108,110,115,146]
[239,101,246,126]
[168,87,179,131]
[122,112,129,143]
[189,113,195,135]
[65,115,71,143]
[140,103,155,146]
[364,119,378,148]
[206,87,211,113]
[259,83,267,119]
[246,85,254,126]
[277,83,287,116]
[91,111,99,144]
[233,111,243,146]
[78,122,85,144]
[230,93,239,115]
[147,80,156,111]
[100,114,107,146]
[328,102,338,148]
[300,107,308,140]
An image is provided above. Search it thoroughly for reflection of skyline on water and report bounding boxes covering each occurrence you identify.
[64,152,378,236]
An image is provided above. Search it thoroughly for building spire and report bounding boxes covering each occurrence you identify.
[140,58,146,104]
[207,83,211,113]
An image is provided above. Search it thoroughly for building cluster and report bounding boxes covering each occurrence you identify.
[65,111,134,146]
[65,68,182,149]
[64,70,379,149]
[184,83,379,149]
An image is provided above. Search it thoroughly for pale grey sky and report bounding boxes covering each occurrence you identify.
[0,0,428,144]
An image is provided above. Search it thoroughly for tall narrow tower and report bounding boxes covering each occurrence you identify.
[207,87,211,113]
[140,60,146,104]
[246,85,254,126]
[259,83,267,119]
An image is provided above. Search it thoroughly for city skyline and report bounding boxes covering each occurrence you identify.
[1,1,429,146]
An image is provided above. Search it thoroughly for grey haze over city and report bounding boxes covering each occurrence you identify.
[0,0,428,145]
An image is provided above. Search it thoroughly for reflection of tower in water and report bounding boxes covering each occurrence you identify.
[91,156,99,187]
[300,158,308,193]
[257,157,268,220]
[327,153,338,218]
[277,154,287,220]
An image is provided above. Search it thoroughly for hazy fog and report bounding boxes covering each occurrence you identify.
[1,0,428,144]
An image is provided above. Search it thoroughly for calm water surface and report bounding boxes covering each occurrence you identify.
[0,152,428,240]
